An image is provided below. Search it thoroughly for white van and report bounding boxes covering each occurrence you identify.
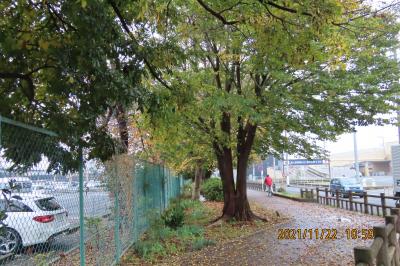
[0,177,33,193]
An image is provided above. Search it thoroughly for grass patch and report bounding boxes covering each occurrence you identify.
[121,199,288,265]
[275,191,301,198]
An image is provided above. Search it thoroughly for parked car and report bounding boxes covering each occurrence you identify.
[32,181,55,194]
[0,192,70,255]
[361,177,377,188]
[0,177,33,193]
[329,177,364,198]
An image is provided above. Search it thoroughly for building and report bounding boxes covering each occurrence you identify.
[329,142,395,176]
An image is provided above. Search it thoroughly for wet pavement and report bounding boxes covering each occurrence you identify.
[174,189,384,266]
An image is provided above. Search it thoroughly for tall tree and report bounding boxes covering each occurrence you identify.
[131,0,400,220]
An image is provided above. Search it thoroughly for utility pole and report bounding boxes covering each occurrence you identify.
[272,156,276,182]
[394,47,400,144]
[353,131,360,178]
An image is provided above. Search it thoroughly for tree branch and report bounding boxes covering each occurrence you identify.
[260,1,312,17]
[0,72,35,101]
[46,3,77,31]
[107,0,172,90]
[196,0,240,25]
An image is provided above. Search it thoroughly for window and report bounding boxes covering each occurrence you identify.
[35,197,61,211]
[4,200,33,212]
[0,200,6,212]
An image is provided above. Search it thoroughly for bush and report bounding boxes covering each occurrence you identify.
[182,182,193,198]
[201,178,223,201]
[161,203,185,229]
[176,225,203,239]
[148,225,175,241]
[179,199,201,210]
[191,238,216,251]
[277,187,285,193]
[135,240,166,260]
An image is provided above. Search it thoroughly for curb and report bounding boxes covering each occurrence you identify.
[271,192,316,203]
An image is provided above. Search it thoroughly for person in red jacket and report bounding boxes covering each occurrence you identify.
[264,174,273,196]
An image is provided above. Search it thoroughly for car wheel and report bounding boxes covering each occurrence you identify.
[0,228,21,255]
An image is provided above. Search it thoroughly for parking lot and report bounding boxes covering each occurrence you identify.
[1,183,113,266]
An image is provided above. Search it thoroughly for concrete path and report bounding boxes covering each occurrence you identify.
[175,189,384,266]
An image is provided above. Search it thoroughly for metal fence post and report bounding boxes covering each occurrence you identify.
[162,166,166,210]
[78,148,85,266]
[114,188,121,263]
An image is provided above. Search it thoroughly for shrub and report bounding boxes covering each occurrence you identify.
[180,199,201,210]
[176,225,203,239]
[161,203,185,229]
[148,225,175,241]
[201,178,223,201]
[135,240,166,260]
[191,238,216,251]
[182,182,193,198]
[277,187,285,193]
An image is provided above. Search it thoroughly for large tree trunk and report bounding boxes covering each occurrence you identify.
[214,119,257,221]
[192,166,204,200]
[216,151,254,220]
[115,104,129,153]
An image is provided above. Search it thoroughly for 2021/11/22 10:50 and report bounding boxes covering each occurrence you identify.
[277,228,374,240]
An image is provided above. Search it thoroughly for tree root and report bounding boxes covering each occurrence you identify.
[251,212,269,222]
[208,211,269,225]
[209,213,225,224]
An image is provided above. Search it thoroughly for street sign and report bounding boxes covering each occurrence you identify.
[288,159,325,166]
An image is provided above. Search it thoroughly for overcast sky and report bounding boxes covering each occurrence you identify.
[326,125,399,153]
[325,0,400,154]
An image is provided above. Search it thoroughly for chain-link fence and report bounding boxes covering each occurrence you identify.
[0,116,183,265]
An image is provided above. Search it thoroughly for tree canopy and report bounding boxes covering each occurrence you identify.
[1,1,399,220]
[131,0,400,219]
[0,0,144,172]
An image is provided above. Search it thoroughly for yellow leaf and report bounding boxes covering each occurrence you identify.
[38,40,49,51]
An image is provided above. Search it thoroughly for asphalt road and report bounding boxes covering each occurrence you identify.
[54,191,112,219]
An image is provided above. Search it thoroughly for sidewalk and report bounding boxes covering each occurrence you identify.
[174,190,384,266]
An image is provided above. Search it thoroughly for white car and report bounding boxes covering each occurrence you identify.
[0,193,70,255]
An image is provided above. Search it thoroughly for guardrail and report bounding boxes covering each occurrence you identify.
[354,208,400,265]
[289,179,330,187]
[308,188,400,217]
[247,181,264,191]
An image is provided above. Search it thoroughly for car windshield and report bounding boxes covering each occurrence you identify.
[35,197,61,211]
[341,178,359,185]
